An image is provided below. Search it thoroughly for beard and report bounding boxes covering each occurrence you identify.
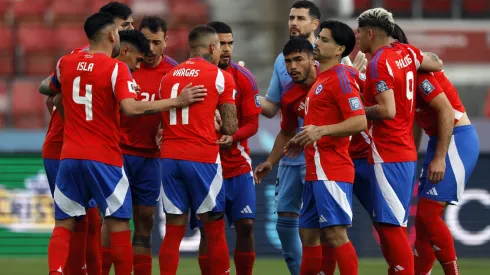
[218,59,230,70]
[290,31,311,40]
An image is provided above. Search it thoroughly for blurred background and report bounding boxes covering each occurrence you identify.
[0,0,490,274]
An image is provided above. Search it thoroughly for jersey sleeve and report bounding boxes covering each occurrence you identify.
[50,58,63,93]
[405,44,424,70]
[416,72,444,104]
[112,62,138,102]
[333,74,365,120]
[264,54,284,104]
[218,70,236,105]
[237,70,262,116]
[280,104,298,132]
[367,56,395,96]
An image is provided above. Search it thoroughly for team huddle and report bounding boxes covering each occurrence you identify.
[39,1,479,275]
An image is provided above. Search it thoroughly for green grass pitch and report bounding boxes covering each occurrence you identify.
[1,257,489,274]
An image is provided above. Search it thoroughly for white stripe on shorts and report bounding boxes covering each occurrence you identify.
[323,181,353,221]
[447,136,465,202]
[105,167,130,217]
[197,155,224,214]
[54,185,86,217]
[374,163,407,226]
[162,182,183,215]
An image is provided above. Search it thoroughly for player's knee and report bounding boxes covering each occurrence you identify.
[323,226,349,248]
[104,216,131,232]
[135,212,155,234]
[235,219,254,239]
[132,234,152,248]
[299,228,321,247]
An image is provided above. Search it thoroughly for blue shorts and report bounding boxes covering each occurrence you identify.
[190,172,256,229]
[161,158,224,216]
[123,154,161,207]
[275,165,306,214]
[352,158,373,215]
[44,158,97,209]
[419,125,479,205]
[365,161,416,227]
[54,159,131,220]
[299,180,353,229]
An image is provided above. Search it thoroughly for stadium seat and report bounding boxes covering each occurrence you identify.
[10,0,50,23]
[17,24,57,75]
[0,0,11,22]
[0,24,14,76]
[169,0,209,25]
[90,0,130,13]
[353,0,372,16]
[0,79,8,128]
[55,25,88,55]
[165,27,189,62]
[11,78,47,129]
[423,0,452,18]
[50,0,89,24]
[463,0,490,18]
[384,0,412,18]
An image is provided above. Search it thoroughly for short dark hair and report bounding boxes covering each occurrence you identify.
[320,20,356,58]
[99,1,132,20]
[207,21,232,34]
[282,38,313,56]
[357,8,395,36]
[291,1,321,20]
[119,30,150,54]
[84,12,115,41]
[139,16,168,35]
[188,25,217,48]
[391,23,409,44]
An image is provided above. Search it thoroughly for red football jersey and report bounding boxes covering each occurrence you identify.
[219,62,261,178]
[415,71,466,136]
[120,55,178,158]
[54,52,137,167]
[304,64,365,182]
[43,46,91,160]
[280,82,309,132]
[160,57,236,163]
[364,45,422,164]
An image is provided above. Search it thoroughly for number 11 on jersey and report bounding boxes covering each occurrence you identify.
[169,83,189,125]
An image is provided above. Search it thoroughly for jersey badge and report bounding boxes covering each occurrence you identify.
[233,89,237,100]
[349,97,362,111]
[376,81,389,93]
[254,94,261,107]
[315,84,323,95]
[419,79,435,95]
[359,73,366,81]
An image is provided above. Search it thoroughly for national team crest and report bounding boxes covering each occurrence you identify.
[359,73,366,81]
[315,84,323,95]
[376,81,389,93]
[254,94,261,107]
[233,89,238,100]
[419,79,435,95]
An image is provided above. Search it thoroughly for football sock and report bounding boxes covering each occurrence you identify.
[133,254,152,275]
[377,224,414,274]
[101,246,112,275]
[299,245,322,275]
[414,204,436,275]
[48,226,71,275]
[417,198,458,275]
[203,219,231,275]
[86,208,102,275]
[198,254,210,275]
[321,244,337,275]
[234,250,255,275]
[335,242,358,275]
[159,225,186,275]
[276,216,302,275]
[110,230,133,275]
[66,217,88,275]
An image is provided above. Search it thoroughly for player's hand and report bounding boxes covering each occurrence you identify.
[294,125,324,147]
[214,109,222,132]
[155,128,163,150]
[254,162,272,184]
[238,61,245,67]
[428,157,446,183]
[284,139,304,158]
[217,135,233,147]
[134,85,142,94]
[352,51,368,74]
[176,83,207,107]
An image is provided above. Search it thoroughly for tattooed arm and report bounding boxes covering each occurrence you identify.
[365,90,396,120]
[419,52,443,72]
[218,103,238,135]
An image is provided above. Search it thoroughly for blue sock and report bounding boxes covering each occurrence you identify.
[276,216,302,275]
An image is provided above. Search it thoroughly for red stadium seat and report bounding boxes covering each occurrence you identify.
[55,25,88,54]
[10,0,50,23]
[0,0,11,21]
[0,79,8,128]
[353,0,372,16]
[165,27,189,62]
[423,0,452,18]
[17,24,57,75]
[11,78,47,129]
[170,0,209,24]
[0,24,13,76]
[90,0,130,13]
[384,0,412,17]
[463,0,490,18]
[50,0,89,24]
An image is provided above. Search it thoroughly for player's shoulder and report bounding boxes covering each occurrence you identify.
[162,55,179,68]
[228,62,257,90]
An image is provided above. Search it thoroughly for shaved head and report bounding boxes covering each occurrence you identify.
[188,25,221,65]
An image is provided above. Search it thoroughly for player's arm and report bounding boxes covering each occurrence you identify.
[53,93,64,118]
[39,75,57,96]
[46,95,55,115]
[365,90,396,120]
[260,96,280,118]
[261,56,284,118]
[413,121,423,152]
[419,52,443,72]
[218,103,238,135]
[364,60,396,120]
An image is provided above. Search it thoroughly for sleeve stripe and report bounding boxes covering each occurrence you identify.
[335,67,352,94]
[232,63,258,91]
[165,56,179,67]
[369,49,384,79]
[216,69,225,95]
[282,81,295,96]
[345,66,357,78]
[111,63,118,94]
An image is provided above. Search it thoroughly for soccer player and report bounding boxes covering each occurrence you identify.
[257,2,321,273]
[107,16,178,275]
[158,25,238,275]
[46,12,206,275]
[186,21,261,275]
[284,20,366,275]
[392,26,479,275]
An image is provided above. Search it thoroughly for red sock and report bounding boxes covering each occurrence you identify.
[110,230,133,275]
[335,242,358,275]
[203,219,230,275]
[198,255,210,275]
[321,244,336,275]
[48,226,72,275]
[86,208,102,275]
[377,224,414,274]
[414,205,436,275]
[234,250,255,275]
[65,218,88,275]
[300,245,322,275]
[417,198,458,274]
[101,246,112,275]
[441,261,459,275]
[134,254,152,275]
[159,225,186,275]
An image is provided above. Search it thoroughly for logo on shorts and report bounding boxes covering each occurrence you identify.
[315,84,323,95]
[426,187,438,196]
[376,81,389,93]
[349,97,362,111]
[419,79,435,95]
[254,94,261,107]
[319,215,327,223]
[240,205,253,214]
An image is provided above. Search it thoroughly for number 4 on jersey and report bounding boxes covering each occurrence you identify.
[73,76,93,121]
[169,83,189,125]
